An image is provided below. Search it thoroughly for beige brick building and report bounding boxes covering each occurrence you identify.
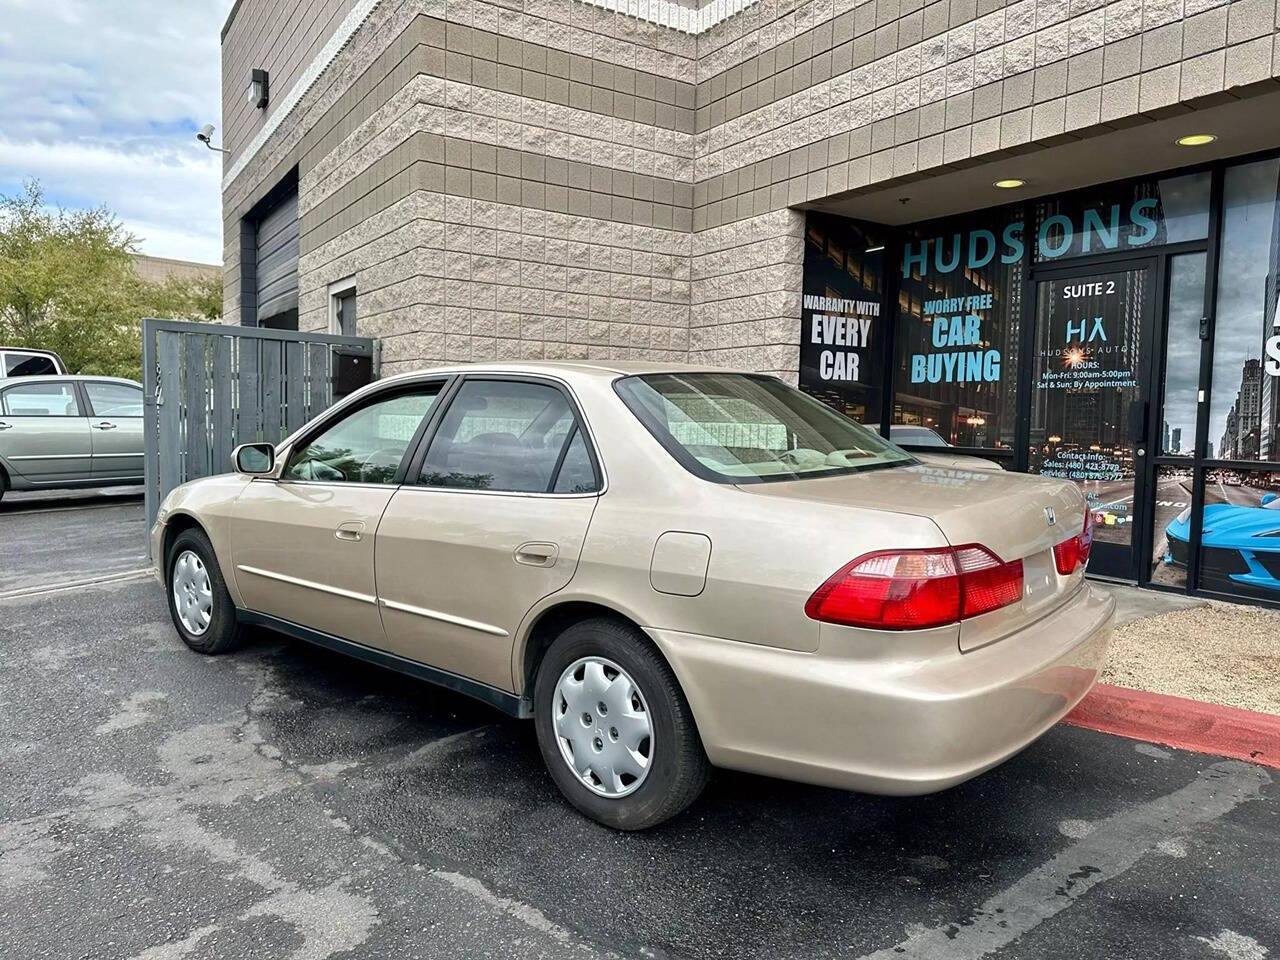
[221,0,1280,376]
[221,0,1280,597]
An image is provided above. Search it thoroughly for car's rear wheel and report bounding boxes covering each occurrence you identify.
[533,618,710,830]
[166,527,246,655]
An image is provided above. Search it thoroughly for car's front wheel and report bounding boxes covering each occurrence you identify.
[533,618,710,830]
[166,527,246,655]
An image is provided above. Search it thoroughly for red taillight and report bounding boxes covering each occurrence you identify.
[805,545,1023,630]
[1053,512,1093,575]
[955,546,1025,618]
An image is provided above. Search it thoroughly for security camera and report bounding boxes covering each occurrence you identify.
[196,123,229,153]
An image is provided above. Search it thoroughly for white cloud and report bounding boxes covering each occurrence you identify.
[0,0,234,264]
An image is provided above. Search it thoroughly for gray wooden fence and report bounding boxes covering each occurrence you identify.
[142,318,379,545]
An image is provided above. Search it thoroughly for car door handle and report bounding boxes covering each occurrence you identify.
[92,421,117,430]
[335,521,365,542]
[0,421,10,430]
[514,542,558,567]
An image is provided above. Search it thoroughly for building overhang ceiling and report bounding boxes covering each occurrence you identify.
[806,85,1280,227]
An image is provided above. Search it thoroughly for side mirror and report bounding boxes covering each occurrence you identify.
[1263,493,1278,506]
[232,442,275,476]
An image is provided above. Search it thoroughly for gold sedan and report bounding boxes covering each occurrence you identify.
[152,362,1113,829]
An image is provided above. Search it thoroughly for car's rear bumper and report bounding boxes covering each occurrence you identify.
[647,582,1114,795]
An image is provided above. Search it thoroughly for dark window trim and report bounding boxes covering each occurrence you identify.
[403,373,604,496]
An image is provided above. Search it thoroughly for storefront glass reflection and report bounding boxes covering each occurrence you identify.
[1209,158,1280,463]
[1160,253,1206,456]
[798,214,885,423]
[1029,267,1149,547]
[895,206,1023,448]
[1150,465,1193,588]
[1031,172,1211,262]
[1195,468,1280,599]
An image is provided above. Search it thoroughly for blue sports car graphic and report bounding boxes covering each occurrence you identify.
[1164,492,1280,593]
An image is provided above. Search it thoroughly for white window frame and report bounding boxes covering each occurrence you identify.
[327,276,358,335]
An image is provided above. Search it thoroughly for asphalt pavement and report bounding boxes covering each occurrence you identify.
[1,498,1277,960]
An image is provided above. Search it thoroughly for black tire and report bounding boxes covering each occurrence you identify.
[533,618,710,830]
[165,527,246,655]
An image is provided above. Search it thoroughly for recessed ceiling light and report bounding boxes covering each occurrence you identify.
[993,178,1026,189]
[865,245,886,253]
[1176,134,1217,147]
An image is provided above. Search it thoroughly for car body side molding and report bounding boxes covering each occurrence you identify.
[237,609,532,718]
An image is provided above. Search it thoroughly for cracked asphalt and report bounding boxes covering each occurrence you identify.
[1,494,1278,960]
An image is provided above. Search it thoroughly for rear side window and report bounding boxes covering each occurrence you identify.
[4,353,59,377]
[419,379,598,494]
[84,382,143,417]
[553,429,597,494]
[1,382,79,416]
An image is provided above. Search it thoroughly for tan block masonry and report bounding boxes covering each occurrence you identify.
[689,207,806,377]
[691,0,1280,228]
[225,0,1277,373]
[296,189,693,370]
[224,0,703,330]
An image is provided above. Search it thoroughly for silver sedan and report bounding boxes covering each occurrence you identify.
[0,375,144,500]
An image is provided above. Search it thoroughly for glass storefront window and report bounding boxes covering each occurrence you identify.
[1150,465,1194,588]
[1160,253,1207,456]
[1031,172,1211,262]
[1196,467,1280,599]
[798,214,885,424]
[895,206,1022,448]
[1209,158,1280,463]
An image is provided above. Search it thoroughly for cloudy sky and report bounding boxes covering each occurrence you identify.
[0,0,234,264]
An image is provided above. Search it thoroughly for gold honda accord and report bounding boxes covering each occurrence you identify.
[152,362,1113,829]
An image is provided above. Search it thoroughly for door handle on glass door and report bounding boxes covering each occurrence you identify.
[92,421,117,430]
[335,521,365,542]
[514,542,558,566]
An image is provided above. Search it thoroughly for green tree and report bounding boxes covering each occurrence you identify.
[0,180,221,380]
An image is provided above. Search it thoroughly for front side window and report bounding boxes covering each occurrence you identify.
[1,382,78,416]
[84,382,143,417]
[419,379,596,493]
[616,372,914,483]
[4,352,59,377]
[283,387,441,484]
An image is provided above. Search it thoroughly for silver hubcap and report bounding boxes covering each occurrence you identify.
[172,550,213,636]
[553,657,653,798]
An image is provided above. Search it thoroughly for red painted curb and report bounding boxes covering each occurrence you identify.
[1063,683,1280,770]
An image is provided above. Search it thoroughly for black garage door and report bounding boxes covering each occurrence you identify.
[255,189,298,327]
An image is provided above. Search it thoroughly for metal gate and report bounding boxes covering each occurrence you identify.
[141,318,379,546]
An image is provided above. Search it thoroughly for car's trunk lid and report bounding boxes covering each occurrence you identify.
[736,462,1086,650]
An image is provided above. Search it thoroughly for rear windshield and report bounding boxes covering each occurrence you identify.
[4,352,59,377]
[614,372,915,483]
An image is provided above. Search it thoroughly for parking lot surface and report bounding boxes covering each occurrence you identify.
[1,498,1277,959]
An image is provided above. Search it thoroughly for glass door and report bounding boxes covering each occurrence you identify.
[1028,262,1158,580]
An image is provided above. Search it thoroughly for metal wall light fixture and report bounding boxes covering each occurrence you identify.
[248,69,269,109]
